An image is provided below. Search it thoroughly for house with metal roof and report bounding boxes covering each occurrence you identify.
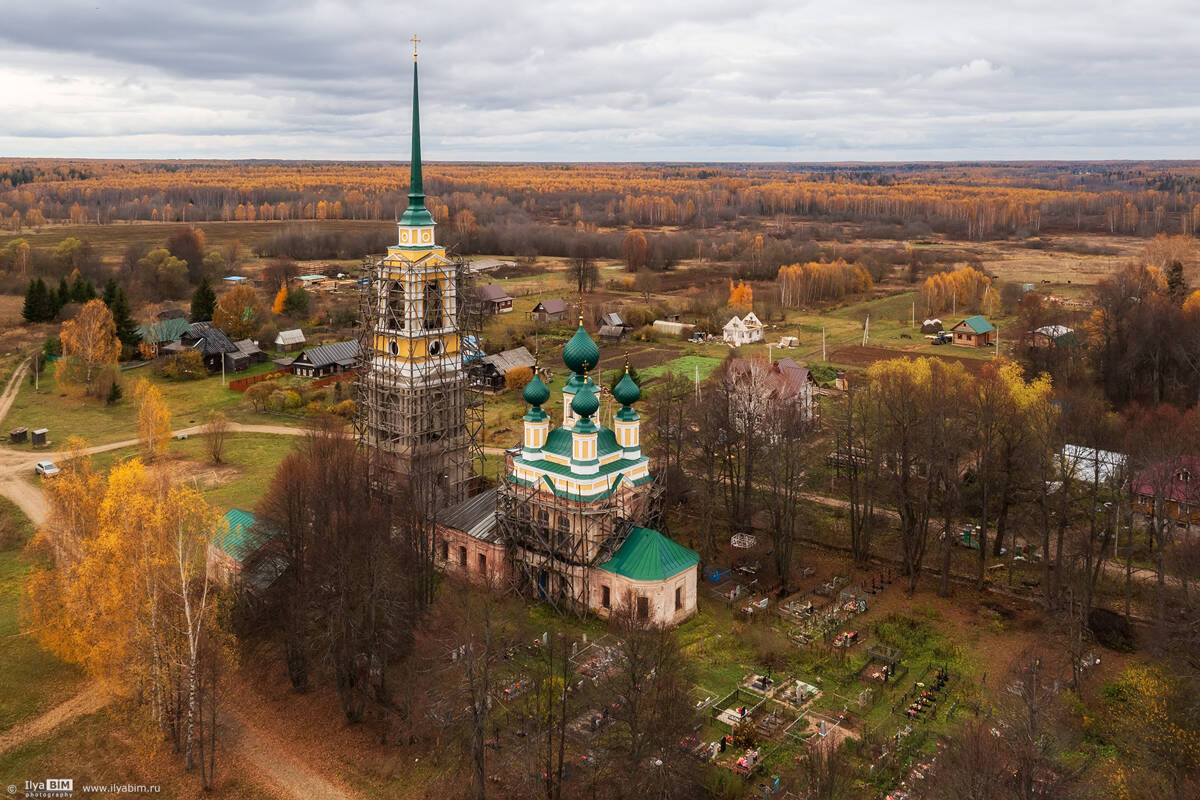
[949,315,996,347]
[290,339,359,378]
[206,509,285,591]
[274,328,306,351]
[136,317,192,355]
[173,322,252,372]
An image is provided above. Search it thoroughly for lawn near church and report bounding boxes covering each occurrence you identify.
[2,362,292,450]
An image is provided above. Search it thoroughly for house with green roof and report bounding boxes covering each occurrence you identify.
[949,315,996,348]
[206,509,282,590]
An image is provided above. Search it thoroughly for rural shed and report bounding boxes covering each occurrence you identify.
[470,346,536,391]
[275,328,306,351]
[598,324,628,342]
[601,311,630,329]
[950,315,995,347]
[530,298,570,323]
[290,339,360,378]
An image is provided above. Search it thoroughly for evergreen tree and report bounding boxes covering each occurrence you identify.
[102,277,119,307]
[190,278,216,322]
[55,277,71,313]
[106,285,140,348]
[22,279,50,323]
[71,275,96,304]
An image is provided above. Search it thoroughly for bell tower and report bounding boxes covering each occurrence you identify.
[357,39,478,506]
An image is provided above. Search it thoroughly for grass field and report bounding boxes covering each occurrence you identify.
[0,498,84,735]
[2,364,298,449]
[85,433,298,515]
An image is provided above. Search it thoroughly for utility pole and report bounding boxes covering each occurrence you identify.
[862,314,870,347]
[822,327,826,361]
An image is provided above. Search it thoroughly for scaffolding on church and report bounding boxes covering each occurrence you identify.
[353,253,484,510]
[495,459,666,618]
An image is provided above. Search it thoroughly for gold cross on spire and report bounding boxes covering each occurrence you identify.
[410,34,421,62]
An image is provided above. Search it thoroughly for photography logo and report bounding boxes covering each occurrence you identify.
[22,778,74,798]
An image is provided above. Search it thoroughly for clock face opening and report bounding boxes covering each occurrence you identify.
[388,340,399,356]
[429,340,443,356]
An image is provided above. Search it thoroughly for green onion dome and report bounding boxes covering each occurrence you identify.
[613,371,640,406]
[523,373,550,407]
[570,378,599,419]
[563,323,600,375]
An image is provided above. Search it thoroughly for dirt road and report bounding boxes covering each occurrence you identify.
[223,710,365,800]
[0,684,110,757]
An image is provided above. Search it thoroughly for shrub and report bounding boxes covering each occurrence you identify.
[332,399,356,418]
[505,366,534,392]
[282,390,303,410]
[161,350,206,380]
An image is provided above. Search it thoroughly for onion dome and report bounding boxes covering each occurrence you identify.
[523,373,550,407]
[613,369,640,406]
[563,320,600,375]
[570,378,599,419]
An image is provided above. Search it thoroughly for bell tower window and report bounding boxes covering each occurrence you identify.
[423,279,444,329]
[385,280,406,330]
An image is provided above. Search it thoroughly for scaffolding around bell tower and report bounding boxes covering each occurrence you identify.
[353,253,484,507]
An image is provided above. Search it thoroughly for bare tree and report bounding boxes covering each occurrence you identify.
[202,411,232,465]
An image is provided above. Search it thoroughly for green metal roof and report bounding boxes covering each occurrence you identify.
[597,527,699,582]
[136,316,191,343]
[541,427,622,459]
[957,315,995,334]
[563,324,599,374]
[214,508,266,563]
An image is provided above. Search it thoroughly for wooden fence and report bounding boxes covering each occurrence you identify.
[228,367,289,392]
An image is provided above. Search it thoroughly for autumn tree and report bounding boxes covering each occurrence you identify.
[167,227,208,283]
[135,378,172,461]
[25,457,228,782]
[211,284,266,340]
[271,282,288,315]
[568,240,598,293]
[728,279,753,309]
[505,365,534,392]
[621,229,648,272]
[57,299,120,396]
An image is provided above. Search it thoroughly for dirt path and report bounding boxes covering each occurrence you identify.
[0,358,29,423]
[223,707,364,800]
[0,683,110,756]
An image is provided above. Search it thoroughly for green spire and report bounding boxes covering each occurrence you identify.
[400,57,435,228]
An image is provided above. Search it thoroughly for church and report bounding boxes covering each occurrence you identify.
[371,45,698,626]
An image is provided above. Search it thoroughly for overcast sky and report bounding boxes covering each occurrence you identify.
[2,1,1198,162]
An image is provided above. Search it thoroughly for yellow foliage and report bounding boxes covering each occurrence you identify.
[57,299,120,395]
[919,266,992,315]
[728,280,753,309]
[1183,289,1200,317]
[134,378,171,460]
[777,259,872,307]
[272,282,287,315]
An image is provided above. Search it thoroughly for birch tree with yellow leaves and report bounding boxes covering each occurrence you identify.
[135,378,172,461]
[25,455,229,787]
[57,298,120,397]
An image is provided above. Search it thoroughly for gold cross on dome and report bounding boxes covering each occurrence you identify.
[410,34,421,61]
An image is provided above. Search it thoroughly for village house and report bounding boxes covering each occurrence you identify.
[950,315,996,347]
[290,339,359,378]
[477,284,514,314]
[136,316,191,357]
[723,312,765,346]
[1133,456,1200,530]
[729,356,816,425]
[167,322,252,373]
[205,509,285,592]
[529,298,569,323]
[1026,324,1076,349]
[469,346,537,392]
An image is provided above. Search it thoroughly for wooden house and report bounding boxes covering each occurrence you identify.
[290,340,359,378]
[530,298,569,323]
[950,315,995,347]
[477,284,514,315]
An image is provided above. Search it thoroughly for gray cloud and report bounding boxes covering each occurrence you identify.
[1,0,1198,159]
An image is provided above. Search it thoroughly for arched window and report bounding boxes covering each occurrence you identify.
[386,280,406,330]
[423,279,444,329]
